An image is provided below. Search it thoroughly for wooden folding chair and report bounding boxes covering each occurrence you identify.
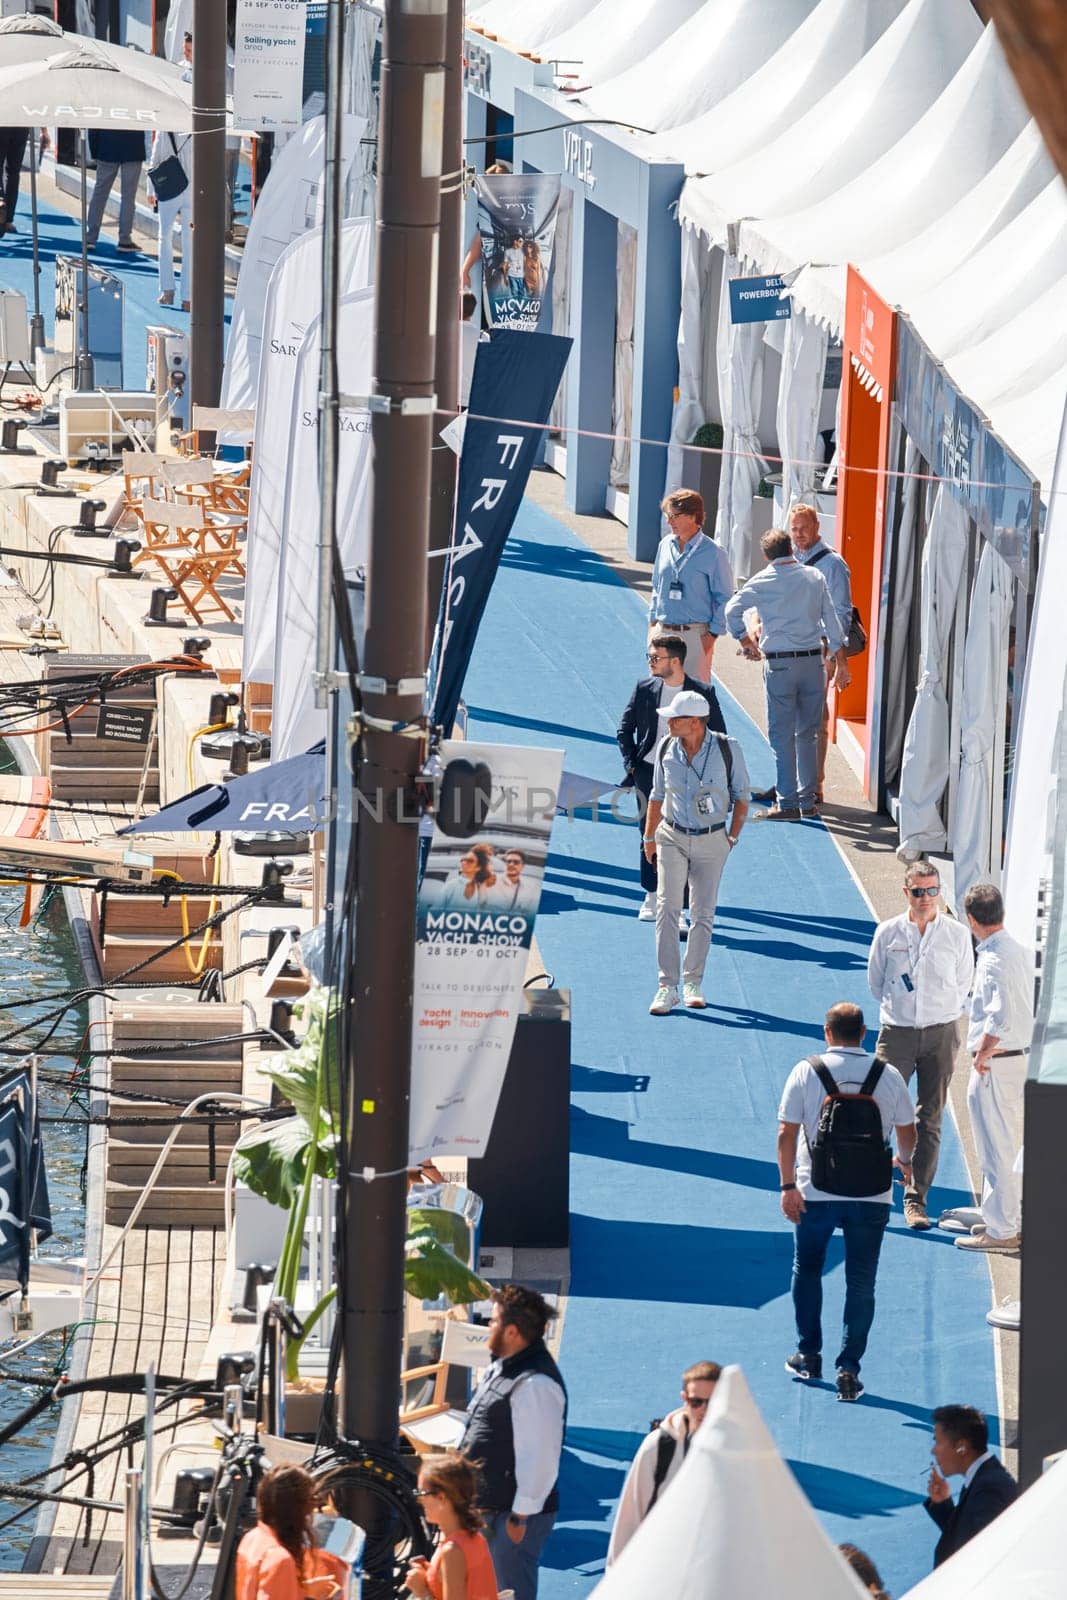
[160,461,249,576]
[137,497,241,625]
[121,451,168,523]
[400,1316,491,1455]
[177,404,255,461]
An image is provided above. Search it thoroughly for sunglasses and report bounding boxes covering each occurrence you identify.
[684,1395,710,1408]
[647,652,667,661]
[414,1488,438,1498]
[908,885,940,898]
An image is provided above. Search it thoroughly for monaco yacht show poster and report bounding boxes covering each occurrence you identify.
[409,741,563,1161]
[475,172,561,331]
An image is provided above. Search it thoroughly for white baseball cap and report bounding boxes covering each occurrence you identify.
[657,690,710,720]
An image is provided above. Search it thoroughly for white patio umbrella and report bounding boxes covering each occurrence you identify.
[0,41,195,389]
[590,1365,871,1600]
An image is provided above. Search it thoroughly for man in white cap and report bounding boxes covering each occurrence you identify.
[645,690,750,1014]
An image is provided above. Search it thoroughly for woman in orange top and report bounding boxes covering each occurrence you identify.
[236,1465,348,1600]
[404,1452,498,1600]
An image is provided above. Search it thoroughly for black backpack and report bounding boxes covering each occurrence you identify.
[807,544,867,657]
[646,1425,678,1512]
[808,1057,893,1198]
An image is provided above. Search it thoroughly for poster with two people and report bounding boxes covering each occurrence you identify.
[474,172,561,332]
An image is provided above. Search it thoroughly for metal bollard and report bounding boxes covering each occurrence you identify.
[123,1467,144,1600]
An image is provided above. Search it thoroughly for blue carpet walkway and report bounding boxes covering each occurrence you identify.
[462,492,997,1600]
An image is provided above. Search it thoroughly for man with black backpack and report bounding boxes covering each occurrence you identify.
[606,1360,722,1564]
[778,1002,916,1402]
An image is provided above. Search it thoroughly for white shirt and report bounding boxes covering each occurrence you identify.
[778,1047,914,1204]
[607,1408,693,1565]
[509,1371,566,1516]
[867,912,974,1028]
[967,928,1035,1054]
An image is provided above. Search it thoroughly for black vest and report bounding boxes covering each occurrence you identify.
[460,1338,567,1513]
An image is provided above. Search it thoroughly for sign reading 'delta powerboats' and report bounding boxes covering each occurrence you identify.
[729,274,792,324]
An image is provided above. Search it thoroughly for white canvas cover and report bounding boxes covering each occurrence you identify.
[901,1454,1067,1600]
[742,26,1029,291]
[949,277,1067,420]
[678,0,981,248]
[591,1366,869,1600]
[715,252,765,578]
[777,311,829,504]
[897,486,970,856]
[610,224,637,489]
[579,0,819,136]
[951,542,1014,899]
[0,40,193,130]
[651,0,906,173]
[1003,399,1067,948]
[666,226,717,491]
[983,370,1067,496]
[542,0,705,89]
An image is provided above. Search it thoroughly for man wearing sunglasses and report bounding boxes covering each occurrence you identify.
[606,1360,721,1564]
[617,635,727,922]
[867,861,974,1230]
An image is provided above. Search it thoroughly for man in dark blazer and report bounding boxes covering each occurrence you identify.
[618,635,726,921]
[925,1404,1017,1567]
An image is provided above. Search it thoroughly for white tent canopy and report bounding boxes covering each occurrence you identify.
[650,0,906,173]
[908,179,1067,361]
[467,0,593,51]
[901,1454,1067,1599]
[578,0,819,136]
[984,368,1067,495]
[678,0,981,247]
[591,1366,869,1600]
[541,0,705,89]
[742,24,1029,291]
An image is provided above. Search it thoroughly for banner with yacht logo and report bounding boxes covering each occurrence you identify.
[409,740,562,1162]
[427,329,572,736]
[474,172,561,332]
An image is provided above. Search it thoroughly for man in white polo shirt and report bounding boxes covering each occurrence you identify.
[867,859,974,1231]
[778,1002,916,1403]
[954,882,1034,1254]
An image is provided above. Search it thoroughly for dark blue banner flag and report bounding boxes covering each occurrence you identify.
[0,1068,52,1291]
[428,329,571,733]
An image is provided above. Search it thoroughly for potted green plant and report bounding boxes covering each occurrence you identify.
[684,421,725,526]
[233,988,490,1394]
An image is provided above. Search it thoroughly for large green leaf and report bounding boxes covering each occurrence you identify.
[261,988,342,1133]
[404,1236,491,1305]
[407,1206,474,1266]
[232,1114,332,1210]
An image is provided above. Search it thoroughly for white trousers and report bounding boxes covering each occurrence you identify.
[654,821,730,988]
[966,1056,1026,1238]
[157,193,191,298]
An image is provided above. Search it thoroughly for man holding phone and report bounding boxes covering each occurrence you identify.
[867,861,974,1231]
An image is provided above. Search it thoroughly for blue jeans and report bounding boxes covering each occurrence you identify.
[791,1200,890,1374]
[485,1510,556,1600]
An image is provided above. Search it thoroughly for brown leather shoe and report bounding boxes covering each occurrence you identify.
[904,1198,932,1230]
[757,806,801,822]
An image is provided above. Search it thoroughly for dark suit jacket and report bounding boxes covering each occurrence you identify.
[616,674,726,785]
[925,1455,1018,1567]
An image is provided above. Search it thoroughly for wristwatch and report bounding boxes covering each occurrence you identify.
[508,1514,527,1527]
[780,1182,797,1192]
[727,833,739,847]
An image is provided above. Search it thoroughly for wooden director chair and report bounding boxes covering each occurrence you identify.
[399,1315,492,1456]
[121,451,169,523]
[160,460,249,574]
[178,404,255,466]
[137,497,242,625]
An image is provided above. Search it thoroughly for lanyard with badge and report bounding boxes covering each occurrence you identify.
[680,736,719,819]
[668,534,701,604]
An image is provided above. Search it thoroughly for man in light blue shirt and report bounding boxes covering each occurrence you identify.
[648,489,734,685]
[645,690,750,1014]
[725,527,850,819]
[791,503,853,803]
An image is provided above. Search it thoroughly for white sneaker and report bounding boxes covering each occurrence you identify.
[678,909,691,935]
[682,983,706,1009]
[986,1299,1021,1331]
[637,891,656,921]
[649,986,679,1016]
[937,1206,982,1233]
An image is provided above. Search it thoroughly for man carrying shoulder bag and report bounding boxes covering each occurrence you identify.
[777,1002,916,1403]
